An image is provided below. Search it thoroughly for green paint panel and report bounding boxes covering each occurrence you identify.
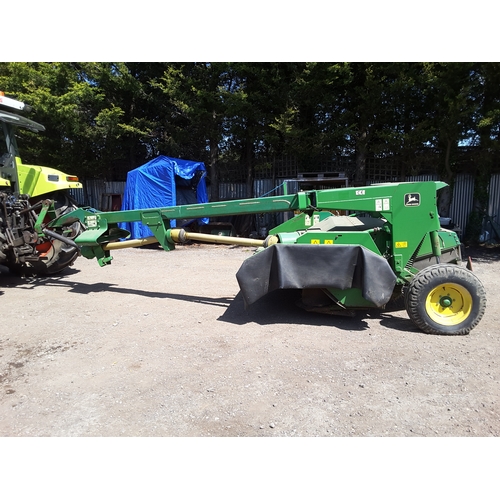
[327,287,376,308]
[295,231,382,255]
[268,211,332,234]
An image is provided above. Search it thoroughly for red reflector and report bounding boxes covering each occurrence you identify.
[36,241,53,257]
[66,176,79,182]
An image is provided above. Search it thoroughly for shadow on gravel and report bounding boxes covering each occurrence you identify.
[376,312,421,334]
[0,273,235,307]
[218,289,425,334]
[0,265,80,287]
[217,289,363,329]
[1,264,424,335]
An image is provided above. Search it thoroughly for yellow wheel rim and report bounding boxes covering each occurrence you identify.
[425,283,473,326]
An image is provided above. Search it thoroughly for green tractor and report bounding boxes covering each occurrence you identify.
[0,91,83,275]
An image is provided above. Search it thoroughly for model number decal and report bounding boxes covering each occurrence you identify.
[356,190,365,195]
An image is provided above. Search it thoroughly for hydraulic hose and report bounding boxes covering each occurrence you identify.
[42,228,81,254]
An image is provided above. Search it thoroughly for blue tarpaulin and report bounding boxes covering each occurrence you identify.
[119,155,209,239]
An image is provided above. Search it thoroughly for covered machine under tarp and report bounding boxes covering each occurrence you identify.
[119,156,209,239]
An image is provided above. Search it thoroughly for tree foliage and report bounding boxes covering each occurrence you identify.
[1,62,499,198]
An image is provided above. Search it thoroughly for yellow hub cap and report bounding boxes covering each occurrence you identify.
[425,283,473,326]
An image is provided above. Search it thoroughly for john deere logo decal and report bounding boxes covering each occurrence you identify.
[404,193,420,206]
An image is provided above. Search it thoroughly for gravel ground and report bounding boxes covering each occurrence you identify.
[0,243,499,437]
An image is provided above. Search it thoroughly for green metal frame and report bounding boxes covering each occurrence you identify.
[46,181,461,286]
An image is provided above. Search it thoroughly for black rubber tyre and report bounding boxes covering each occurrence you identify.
[30,227,81,275]
[405,264,486,335]
[31,194,82,275]
[9,192,83,276]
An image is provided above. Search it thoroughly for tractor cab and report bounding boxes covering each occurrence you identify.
[0,91,82,197]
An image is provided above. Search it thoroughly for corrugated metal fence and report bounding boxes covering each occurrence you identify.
[70,181,126,210]
[70,174,500,240]
[486,173,500,242]
[488,174,500,224]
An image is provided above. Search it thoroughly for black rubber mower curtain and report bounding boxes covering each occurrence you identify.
[236,244,397,308]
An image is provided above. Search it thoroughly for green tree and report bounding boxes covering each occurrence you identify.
[223,63,303,195]
[0,62,157,179]
[2,61,499,196]
[287,62,351,164]
[150,62,240,199]
[420,63,480,215]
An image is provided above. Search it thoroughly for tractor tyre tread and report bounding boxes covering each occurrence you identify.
[404,264,486,335]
